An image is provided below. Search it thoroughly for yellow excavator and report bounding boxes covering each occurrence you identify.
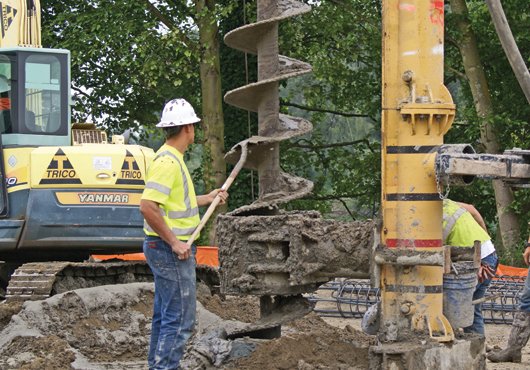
[0,0,155,300]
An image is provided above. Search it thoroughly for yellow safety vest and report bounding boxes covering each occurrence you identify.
[442,199,489,247]
[141,144,200,241]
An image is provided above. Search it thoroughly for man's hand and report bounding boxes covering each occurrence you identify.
[171,239,192,260]
[197,189,229,207]
[478,262,495,283]
[208,188,228,205]
[524,246,530,266]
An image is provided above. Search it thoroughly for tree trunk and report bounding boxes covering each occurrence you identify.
[450,0,521,253]
[197,0,227,246]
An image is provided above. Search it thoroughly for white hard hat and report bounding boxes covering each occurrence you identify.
[156,98,201,128]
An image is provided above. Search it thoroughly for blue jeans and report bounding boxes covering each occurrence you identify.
[519,267,530,312]
[463,252,498,335]
[143,236,197,370]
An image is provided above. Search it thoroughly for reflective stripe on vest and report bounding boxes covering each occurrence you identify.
[442,207,468,242]
[160,207,199,219]
[144,150,198,236]
[143,219,199,236]
[145,181,171,196]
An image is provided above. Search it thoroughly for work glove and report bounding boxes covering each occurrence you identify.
[477,262,495,283]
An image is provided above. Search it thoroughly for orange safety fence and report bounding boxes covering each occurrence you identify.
[495,264,528,278]
[92,253,146,261]
[92,246,219,267]
[90,256,526,278]
[195,247,219,267]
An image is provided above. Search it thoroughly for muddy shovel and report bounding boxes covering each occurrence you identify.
[187,141,249,245]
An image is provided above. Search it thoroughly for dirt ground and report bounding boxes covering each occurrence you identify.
[320,315,530,370]
[0,283,373,370]
[0,282,525,370]
[317,305,530,370]
[483,324,530,370]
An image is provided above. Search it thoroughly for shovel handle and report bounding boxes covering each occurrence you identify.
[186,176,236,245]
[187,142,248,246]
[472,292,502,305]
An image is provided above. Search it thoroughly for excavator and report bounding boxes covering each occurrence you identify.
[0,0,155,300]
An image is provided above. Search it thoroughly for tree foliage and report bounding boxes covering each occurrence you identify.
[218,0,259,211]
[41,0,204,140]
[444,0,530,264]
[273,0,383,219]
[274,0,530,258]
[220,0,384,218]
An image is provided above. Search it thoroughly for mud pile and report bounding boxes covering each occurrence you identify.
[0,283,154,369]
[0,283,373,369]
[188,295,373,370]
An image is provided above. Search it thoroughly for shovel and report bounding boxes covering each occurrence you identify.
[187,141,249,245]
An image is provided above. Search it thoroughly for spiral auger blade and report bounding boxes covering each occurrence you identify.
[224,0,313,215]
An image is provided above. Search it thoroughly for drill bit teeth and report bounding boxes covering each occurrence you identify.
[224,0,313,213]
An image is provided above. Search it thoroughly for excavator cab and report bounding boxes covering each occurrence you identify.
[0,47,70,221]
[0,48,70,144]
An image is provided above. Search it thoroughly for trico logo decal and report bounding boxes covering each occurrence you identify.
[116,150,145,186]
[40,149,82,185]
[0,3,17,38]
[55,192,142,206]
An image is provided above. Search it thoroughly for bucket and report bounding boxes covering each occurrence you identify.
[442,268,477,329]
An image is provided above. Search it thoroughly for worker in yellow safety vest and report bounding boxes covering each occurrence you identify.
[139,98,228,370]
[443,199,497,335]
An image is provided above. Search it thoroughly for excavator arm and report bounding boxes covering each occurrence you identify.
[0,0,41,48]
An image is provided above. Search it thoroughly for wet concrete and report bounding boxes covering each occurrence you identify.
[217,210,377,296]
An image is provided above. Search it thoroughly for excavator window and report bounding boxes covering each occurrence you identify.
[25,54,62,134]
[0,49,69,146]
[0,55,12,134]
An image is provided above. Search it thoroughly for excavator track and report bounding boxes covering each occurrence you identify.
[5,261,221,302]
[5,261,154,302]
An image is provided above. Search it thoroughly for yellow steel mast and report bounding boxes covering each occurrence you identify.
[380,0,456,342]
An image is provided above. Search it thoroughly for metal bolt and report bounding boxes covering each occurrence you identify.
[435,114,441,122]
[400,304,410,314]
[419,114,425,121]
[383,227,388,234]
[402,71,413,83]
[402,114,408,121]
